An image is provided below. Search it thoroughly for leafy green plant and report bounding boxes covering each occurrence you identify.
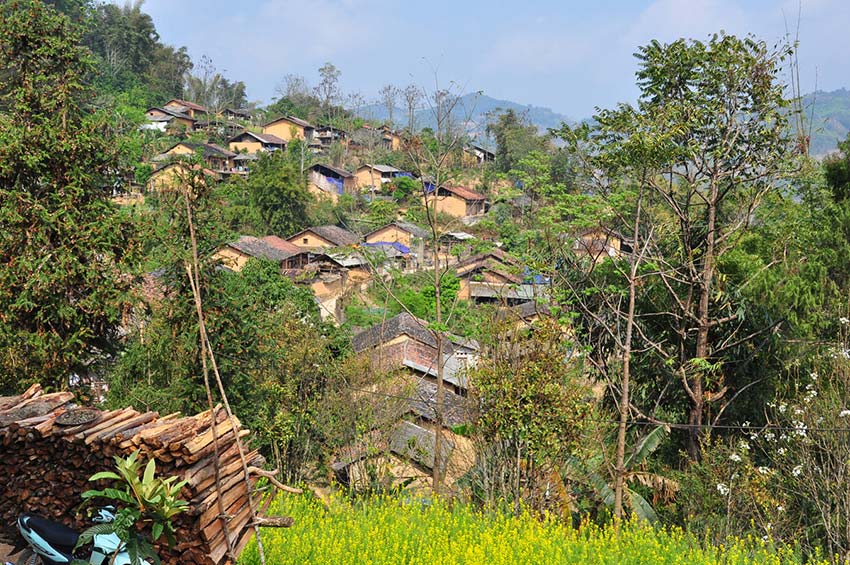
[75,450,189,565]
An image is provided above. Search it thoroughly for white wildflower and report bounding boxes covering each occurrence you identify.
[840,409,850,418]
[778,447,787,456]
[810,372,818,381]
[793,408,804,416]
[738,440,750,452]
[779,403,787,414]
[729,453,742,462]
[716,483,730,496]
[757,466,770,475]
[792,465,803,477]
[841,317,850,325]
[764,431,775,441]
[777,505,784,512]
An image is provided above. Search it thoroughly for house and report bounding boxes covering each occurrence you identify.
[463,144,495,167]
[352,312,478,395]
[333,313,481,488]
[283,250,371,323]
[424,185,487,219]
[308,163,357,201]
[163,99,207,119]
[143,107,196,132]
[146,162,219,192]
[365,221,430,266]
[223,107,252,121]
[214,235,304,272]
[286,225,360,250]
[355,164,411,191]
[437,231,477,263]
[365,221,429,248]
[573,227,630,262]
[156,142,237,172]
[380,126,403,151]
[262,115,315,142]
[227,131,286,154]
[453,250,533,304]
[314,125,348,148]
[259,235,313,270]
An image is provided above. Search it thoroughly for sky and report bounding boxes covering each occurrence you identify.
[138,0,850,119]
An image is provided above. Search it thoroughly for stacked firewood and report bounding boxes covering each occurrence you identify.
[0,384,268,565]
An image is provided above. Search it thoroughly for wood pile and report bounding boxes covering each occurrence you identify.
[0,384,267,565]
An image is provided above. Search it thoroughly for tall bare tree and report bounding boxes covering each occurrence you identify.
[379,84,400,127]
[402,84,422,133]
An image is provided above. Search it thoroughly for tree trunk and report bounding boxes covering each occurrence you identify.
[688,180,718,460]
[614,184,643,519]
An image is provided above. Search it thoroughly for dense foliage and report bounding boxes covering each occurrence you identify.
[0,0,137,392]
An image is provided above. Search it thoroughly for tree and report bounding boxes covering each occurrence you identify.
[379,84,399,127]
[315,62,341,125]
[184,55,247,114]
[554,34,795,460]
[402,84,422,132]
[0,0,136,393]
[486,108,546,173]
[247,152,311,236]
[823,133,850,202]
[469,318,593,515]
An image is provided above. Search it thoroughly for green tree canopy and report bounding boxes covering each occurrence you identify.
[247,151,311,236]
[0,0,137,392]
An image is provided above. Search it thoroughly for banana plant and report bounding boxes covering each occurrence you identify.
[564,425,677,522]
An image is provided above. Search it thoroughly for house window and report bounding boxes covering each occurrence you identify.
[303,237,309,245]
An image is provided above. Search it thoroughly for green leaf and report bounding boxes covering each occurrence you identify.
[143,459,156,485]
[152,522,163,541]
[626,425,669,468]
[89,471,121,482]
[627,488,659,523]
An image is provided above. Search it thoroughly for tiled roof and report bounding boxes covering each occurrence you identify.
[228,235,294,262]
[260,235,303,257]
[352,312,436,352]
[365,221,430,241]
[311,163,354,178]
[147,107,196,121]
[291,225,360,247]
[263,115,314,129]
[166,99,207,112]
[228,130,286,145]
[440,184,486,201]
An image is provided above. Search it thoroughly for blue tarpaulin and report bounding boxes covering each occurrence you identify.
[324,175,344,195]
[363,241,411,254]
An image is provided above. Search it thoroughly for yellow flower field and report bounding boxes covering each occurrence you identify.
[238,495,821,565]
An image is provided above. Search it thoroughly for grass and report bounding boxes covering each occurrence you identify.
[237,494,821,565]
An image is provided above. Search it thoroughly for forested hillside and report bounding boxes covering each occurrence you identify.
[5,2,850,564]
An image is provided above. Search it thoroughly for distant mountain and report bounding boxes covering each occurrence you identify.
[358,93,573,145]
[358,89,850,157]
[803,89,850,157]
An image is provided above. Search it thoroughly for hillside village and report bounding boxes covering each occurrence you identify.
[126,94,619,487]
[9,1,850,564]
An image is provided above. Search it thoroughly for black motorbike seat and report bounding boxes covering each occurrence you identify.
[19,513,80,552]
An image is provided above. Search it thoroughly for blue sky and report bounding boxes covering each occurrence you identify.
[139,0,850,119]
